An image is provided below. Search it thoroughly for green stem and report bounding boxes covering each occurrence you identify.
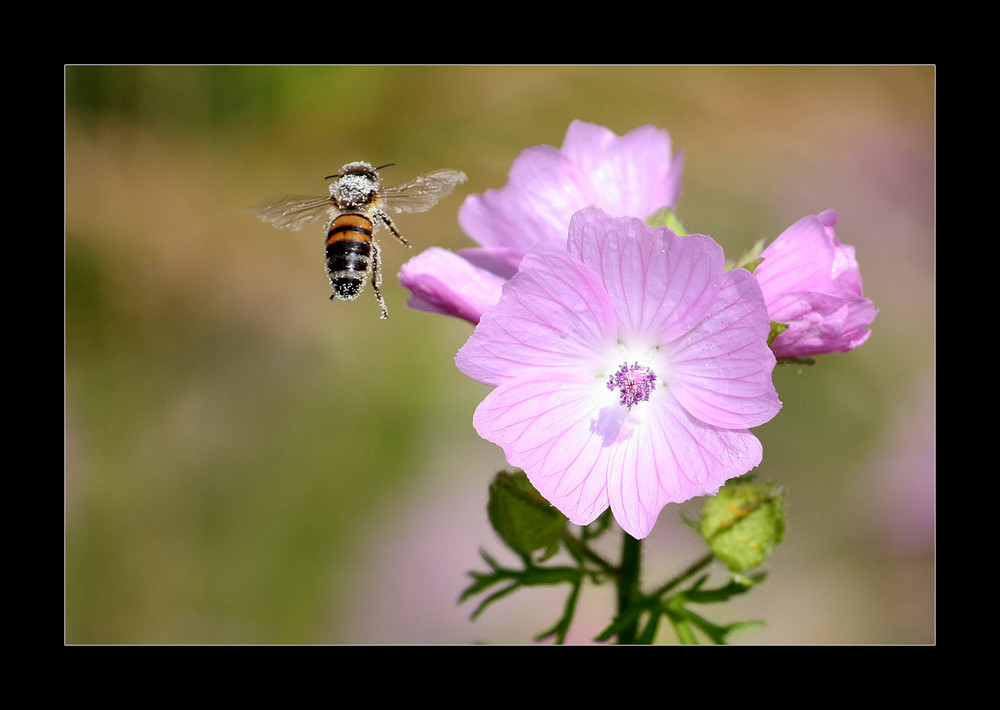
[649,552,714,599]
[560,529,617,576]
[616,531,642,644]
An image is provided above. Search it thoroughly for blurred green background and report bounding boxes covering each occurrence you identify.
[65,65,934,644]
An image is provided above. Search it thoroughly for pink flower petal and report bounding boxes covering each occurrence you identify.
[606,395,764,539]
[458,146,596,252]
[455,245,618,386]
[561,121,684,219]
[398,247,507,324]
[471,372,615,527]
[568,208,724,345]
[456,121,685,258]
[667,268,781,429]
[755,210,878,357]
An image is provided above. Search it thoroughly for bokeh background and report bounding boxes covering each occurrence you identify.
[65,66,934,644]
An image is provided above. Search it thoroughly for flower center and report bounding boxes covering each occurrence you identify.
[607,362,658,409]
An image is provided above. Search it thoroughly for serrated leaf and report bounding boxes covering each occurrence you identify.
[678,608,736,644]
[681,572,767,604]
[533,579,582,644]
[468,583,520,620]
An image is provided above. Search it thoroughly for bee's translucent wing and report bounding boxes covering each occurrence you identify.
[252,195,335,231]
[379,169,468,214]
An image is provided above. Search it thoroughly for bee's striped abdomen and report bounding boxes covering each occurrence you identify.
[325,213,374,301]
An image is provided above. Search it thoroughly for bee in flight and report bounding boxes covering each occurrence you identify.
[253,161,467,319]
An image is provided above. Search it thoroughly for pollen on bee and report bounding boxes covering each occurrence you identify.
[334,174,377,207]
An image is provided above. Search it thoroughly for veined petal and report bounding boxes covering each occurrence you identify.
[457,122,685,259]
[455,245,617,387]
[458,146,598,252]
[755,213,841,298]
[561,120,684,218]
[606,394,764,539]
[472,372,615,527]
[568,208,724,345]
[667,268,781,429]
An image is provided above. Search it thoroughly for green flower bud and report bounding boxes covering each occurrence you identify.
[699,482,786,572]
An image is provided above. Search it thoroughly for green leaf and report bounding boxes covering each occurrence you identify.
[593,593,666,644]
[635,609,662,644]
[671,606,743,644]
[487,471,565,560]
[458,550,513,604]
[681,572,767,604]
[459,551,581,602]
[699,482,786,572]
[533,578,582,644]
[594,601,647,642]
[468,583,520,620]
[664,608,699,644]
[459,549,585,640]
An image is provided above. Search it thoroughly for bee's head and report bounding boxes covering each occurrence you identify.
[328,161,392,207]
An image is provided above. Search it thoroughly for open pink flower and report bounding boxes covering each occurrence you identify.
[754,210,878,358]
[399,121,684,323]
[456,208,781,539]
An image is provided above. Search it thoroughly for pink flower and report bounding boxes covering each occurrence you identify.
[456,208,781,539]
[397,247,511,324]
[399,121,684,324]
[754,210,878,358]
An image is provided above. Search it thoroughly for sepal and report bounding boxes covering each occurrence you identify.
[728,238,766,273]
[645,207,688,235]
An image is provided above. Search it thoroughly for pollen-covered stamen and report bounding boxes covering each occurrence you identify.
[607,362,658,409]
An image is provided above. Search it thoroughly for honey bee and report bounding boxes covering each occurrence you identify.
[253,161,467,319]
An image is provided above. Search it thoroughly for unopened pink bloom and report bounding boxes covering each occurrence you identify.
[399,121,684,324]
[754,210,878,358]
[398,247,509,324]
[456,208,781,539]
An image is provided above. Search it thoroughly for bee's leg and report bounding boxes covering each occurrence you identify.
[377,213,411,247]
[370,239,389,320]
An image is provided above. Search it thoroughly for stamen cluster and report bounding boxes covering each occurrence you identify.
[607,362,657,409]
